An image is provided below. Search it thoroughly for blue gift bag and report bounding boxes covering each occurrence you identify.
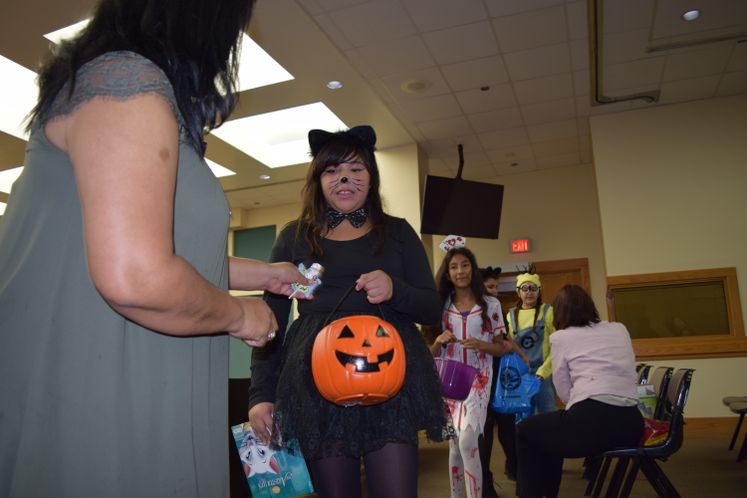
[490,352,541,419]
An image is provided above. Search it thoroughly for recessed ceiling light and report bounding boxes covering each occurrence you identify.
[210,102,347,168]
[681,9,700,21]
[204,159,236,178]
[400,79,432,94]
[326,80,343,90]
[259,174,271,180]
[0,166,24,194]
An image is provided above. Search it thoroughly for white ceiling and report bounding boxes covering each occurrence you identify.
[1,0,746,211]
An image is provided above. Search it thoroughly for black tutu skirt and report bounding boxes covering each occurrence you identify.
[272,310,451,460]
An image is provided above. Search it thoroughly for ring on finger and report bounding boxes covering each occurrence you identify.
[267,330,277,340]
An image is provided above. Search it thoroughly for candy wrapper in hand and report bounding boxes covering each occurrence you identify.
[289,263,324,299]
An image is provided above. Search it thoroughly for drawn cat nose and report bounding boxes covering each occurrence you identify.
[340,177,349,183]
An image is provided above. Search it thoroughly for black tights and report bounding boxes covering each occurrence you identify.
[308,442,418,498]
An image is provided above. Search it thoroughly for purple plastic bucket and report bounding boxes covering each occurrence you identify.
[434,358,478,401]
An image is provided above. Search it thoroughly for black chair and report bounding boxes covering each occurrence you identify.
[589,368,695,498]
[584,366,672,495]
[646,367,674,419]
[722,396,747,453]
[727,401,747,462]
[636,364,652,384]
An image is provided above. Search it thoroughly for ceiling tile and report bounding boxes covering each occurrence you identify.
[355,36,435,77]
[531,137,579,157]
[463,163,499,180]
[660,75,721,104]
[504,43,572,81]
[573,69,590,96]
[492,157,538,176]
[455,83,517,113]
[402,0,487,32]
[486,144,535,162]
[570,38,589,71]
[565,1,588,41]
[477,127,530,150]
[416,115,472,140]
[526,118,577,142]
[604,29,651,65]
[662,46,733,82]
[329,0,416,47]
[423,21,499,65]
[380,67,451,102]
[604,57,666,91]
[717,70,747,96]
[312,0,368,11]
[484,0,564,18]
[520,97,576,125]
[467,106,524,133]
[394,93,464,121]
[493,6,567,53]
[726,42,747,72]
[602,0,653,34]
[652,0,747,39]
[440,55,509,92]
[312,14,353,51]
[512,73,574,105]
[536,152,581,169]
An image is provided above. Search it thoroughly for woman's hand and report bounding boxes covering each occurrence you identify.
[264,262,310,297]
[228,298,279,347]
[248,402,275,445]
[356,270,393,304]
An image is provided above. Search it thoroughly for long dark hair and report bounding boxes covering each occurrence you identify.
[552,284,601,330]
[297,132,386,257]
[436,247,490,326]
[27,0,254,154]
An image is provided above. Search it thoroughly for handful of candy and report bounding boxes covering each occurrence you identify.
[289,262,324,299]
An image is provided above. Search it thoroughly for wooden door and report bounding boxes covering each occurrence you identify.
[497,258,590,313]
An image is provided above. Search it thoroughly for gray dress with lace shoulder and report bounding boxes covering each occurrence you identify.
[0,51,231,497]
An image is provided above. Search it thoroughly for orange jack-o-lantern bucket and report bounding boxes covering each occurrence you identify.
[311,315,406,406]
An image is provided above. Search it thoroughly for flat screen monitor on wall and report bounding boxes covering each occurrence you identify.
[420,175,504,239]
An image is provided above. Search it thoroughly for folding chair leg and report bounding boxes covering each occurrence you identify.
[618,457,641,498]
[639,457,681,498]
[584,455,603,496]
[738,432,747,462]
[604,457,630,498]
[728,413,744,450]
[591,456,612,498]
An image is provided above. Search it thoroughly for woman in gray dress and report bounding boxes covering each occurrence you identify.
[0,1,306,497]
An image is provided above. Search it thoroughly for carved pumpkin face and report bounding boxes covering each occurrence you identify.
[311,315,405,406]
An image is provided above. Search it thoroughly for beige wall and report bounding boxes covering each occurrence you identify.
[426,163,608,317]
[590,94,747,417]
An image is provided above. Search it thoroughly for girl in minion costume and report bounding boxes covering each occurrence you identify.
[507,271,558,414]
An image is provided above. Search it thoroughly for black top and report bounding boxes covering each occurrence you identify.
[249,215,441,407]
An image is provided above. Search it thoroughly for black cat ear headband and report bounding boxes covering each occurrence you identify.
[308,125,377,158]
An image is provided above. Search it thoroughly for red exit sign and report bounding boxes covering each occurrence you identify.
[510,238,531,253]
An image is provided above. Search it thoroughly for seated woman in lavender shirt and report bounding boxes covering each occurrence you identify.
[515,284,644,498]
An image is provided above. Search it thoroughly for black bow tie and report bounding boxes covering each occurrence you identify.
[326,207,368,229]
